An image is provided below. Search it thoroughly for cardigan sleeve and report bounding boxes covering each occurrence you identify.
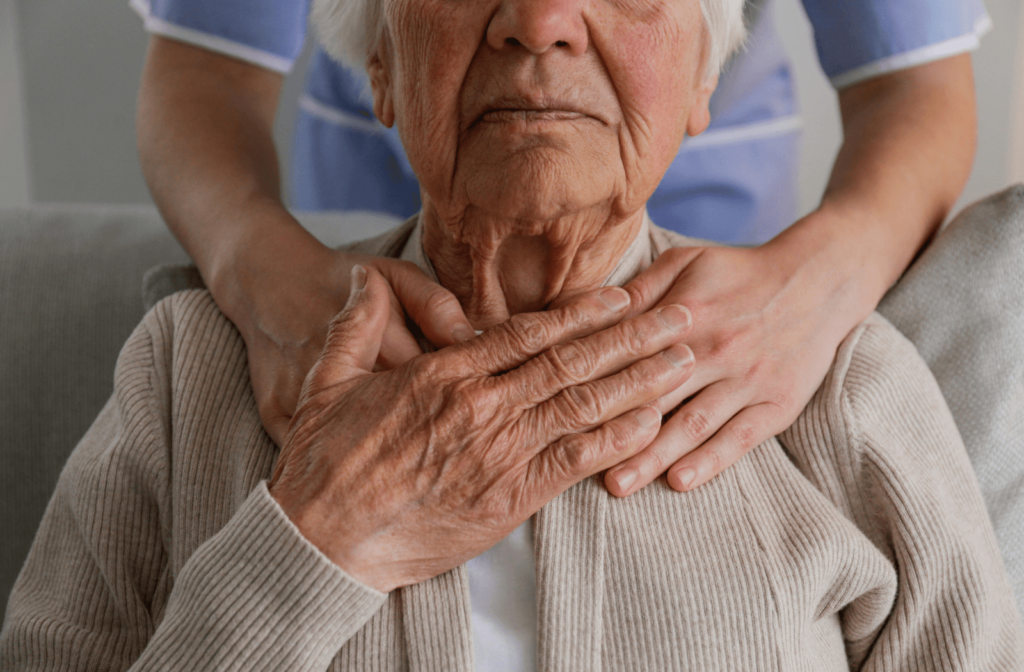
[0,300,387,671]
[782,314,1024,670]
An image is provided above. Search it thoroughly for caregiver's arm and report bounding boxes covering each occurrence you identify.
[137,36,473,444]
[605,54,977,496]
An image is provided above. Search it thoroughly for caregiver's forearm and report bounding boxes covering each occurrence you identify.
[767,54,977,318]
[137,36,323,298]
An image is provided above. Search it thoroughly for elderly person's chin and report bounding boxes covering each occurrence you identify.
[356,0,715,325]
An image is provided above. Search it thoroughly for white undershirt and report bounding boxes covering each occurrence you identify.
[467,521,538,672]
[466,329,537,672]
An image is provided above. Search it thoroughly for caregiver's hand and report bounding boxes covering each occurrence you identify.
[222,229,476,445]
[269,266,695,592]
[602,54,978,496]
[603,227,870,497]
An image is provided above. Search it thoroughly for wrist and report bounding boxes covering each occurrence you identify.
[761,205,890,330]
[204,208,335,331]
[269,482,398,592]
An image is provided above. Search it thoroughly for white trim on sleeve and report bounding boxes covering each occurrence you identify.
[299,95,387,135]
[681,114,804,151]
[130,0,293,74]
[830,14,993,90]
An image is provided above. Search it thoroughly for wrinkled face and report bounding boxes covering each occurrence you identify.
[367,0,717,227]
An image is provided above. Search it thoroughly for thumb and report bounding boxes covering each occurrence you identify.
[306,265,391,389]
[380,259,475,347]
[623,247,703,317]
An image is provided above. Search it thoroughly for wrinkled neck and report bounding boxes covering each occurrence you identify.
[419,204,648,329]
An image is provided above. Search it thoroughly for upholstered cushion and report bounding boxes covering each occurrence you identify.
[878,184,1024,613]
[0,206,188,615]
[0,206,399,620]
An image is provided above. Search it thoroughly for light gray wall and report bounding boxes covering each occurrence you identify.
[1010,5,1024,185]
[965,0,1024,211]
[0,0,31,207]
[14,0,151,204]
[4,0,1023,215]
[6,0,313,207]
[774,0,1024,218]
[772,0,841,219]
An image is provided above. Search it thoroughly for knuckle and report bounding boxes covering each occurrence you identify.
[678,407,715,443]
[407,353,438,380]
[643,447,668,475]
[707,329,743,361]
[450,378,489,416]
[625,284,650,311]
[605,419,638,453]
[551,433,593,476]
[706,320,763,364]
[409,353,463,388]
[558,384,604,427]
[624,325,651,354]
[541,341,593,384]
[610,321,651,358]
[555,300,597,334]
[423,287,461,317]
[730,421,759,450]
[502,312,551,354]
[702,445,724,474]
[624,358,662,392]
[325,306,354,338]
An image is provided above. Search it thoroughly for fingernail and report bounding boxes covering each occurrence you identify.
[611,467,638,492]
[451,323,475,343]
[673,467,697,490]
[661,344,694,367]
[598,287,630,312]
[351,265,367,292]
[657,304,691,331]
[635,406,661,428]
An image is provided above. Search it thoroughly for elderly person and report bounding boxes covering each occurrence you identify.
[4,0,1022,669]
[136,0,982,502]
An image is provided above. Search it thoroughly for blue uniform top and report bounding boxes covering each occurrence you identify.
[132,0,989,244]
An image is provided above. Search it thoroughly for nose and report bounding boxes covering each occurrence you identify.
[486,0,589,56]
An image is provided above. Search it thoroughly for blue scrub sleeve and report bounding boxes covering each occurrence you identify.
[801,0,990,88]
[130,0,309,73]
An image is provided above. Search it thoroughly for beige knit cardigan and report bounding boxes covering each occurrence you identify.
[2,220,1022,671]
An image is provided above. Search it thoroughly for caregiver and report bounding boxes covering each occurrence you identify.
[134,0,985,495]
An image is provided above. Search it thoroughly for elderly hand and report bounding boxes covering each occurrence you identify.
[269,265,694,592]
[226,237,476,445]
[603,231,867,496]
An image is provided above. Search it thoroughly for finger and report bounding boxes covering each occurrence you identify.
[603,382,747,496]
[376,258,476,347]
[524,343,693,447]
[305,265,391,389]
[377,325,424,370]
[499,303,692,408]
[666,402,780,492]
[529,406,662,496]
[449,286,634,375]
[622,247,703,317]
[377,292,432,370]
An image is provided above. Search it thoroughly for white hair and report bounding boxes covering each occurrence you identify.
[311,0,748,81]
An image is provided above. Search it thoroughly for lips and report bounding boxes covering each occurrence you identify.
[466,94,600,131]
[479,109,587,123]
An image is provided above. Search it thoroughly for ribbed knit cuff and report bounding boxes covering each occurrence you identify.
[132,482,387,671]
